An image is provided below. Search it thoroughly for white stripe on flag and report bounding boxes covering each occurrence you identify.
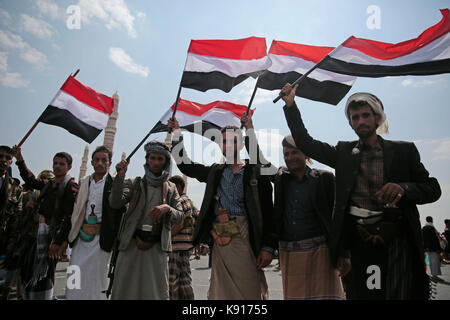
[331,32,450,66]
[49,90,109,130]
[160,108,240,128]
[184,52,272,77]
[268,54,356,85]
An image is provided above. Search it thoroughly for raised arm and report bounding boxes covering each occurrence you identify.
[168,117,212,183]
[281,84,338,169]
[12,145,46,190]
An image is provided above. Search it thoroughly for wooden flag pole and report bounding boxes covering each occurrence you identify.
[18,69,81,147]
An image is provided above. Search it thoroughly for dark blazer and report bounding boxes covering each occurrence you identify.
[422,225,441,253]
[69,174,125,252]
[172,137,277,257]
[283,102,441,299]
[273,167,335,250]
[16,160,79,245]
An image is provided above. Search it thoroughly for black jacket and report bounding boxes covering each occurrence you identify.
[284,102,441,298]
[422,225,441,253]
[172,137,277,257]
[16,160,79,245]
[273,167,335,251]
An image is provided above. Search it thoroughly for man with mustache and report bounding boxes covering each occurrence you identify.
[280,84,441,300]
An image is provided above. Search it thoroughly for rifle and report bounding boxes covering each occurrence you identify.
[104,210,126,299]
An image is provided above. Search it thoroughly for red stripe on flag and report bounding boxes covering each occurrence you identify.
[341,9,450,60]
[170,98,254,118]
[269,40,334,63]
[187,37,268,60]
[60,76,114,115]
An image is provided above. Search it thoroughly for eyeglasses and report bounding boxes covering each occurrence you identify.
[0,153,12,161]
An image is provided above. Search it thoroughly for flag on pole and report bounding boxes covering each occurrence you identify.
[180,37,271,92]
[38,75,114,143]
[150,98,253,135]
[320,9,450,77]
[257,40,357,105]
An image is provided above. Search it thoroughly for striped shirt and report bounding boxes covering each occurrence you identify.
[172,194,198,251]
[215,166,246,217]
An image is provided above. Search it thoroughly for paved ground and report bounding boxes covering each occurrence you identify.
[4,255,450,300]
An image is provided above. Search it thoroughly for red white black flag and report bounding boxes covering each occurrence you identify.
[321,9,450,77]
[257,40,356,105]
[150,98,253,135]
[180,37,271,93]
[38,76,114,143]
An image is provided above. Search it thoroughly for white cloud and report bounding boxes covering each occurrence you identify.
[0,30,28,50]
[0,30,49,69]
[35,0,63,20]
[77,0,137,38]
[20,47,49,69]
[433,138,450,161]
[137,11,146,19]
[20,14,56,40]
[0,72,30,88]
[0,8,12,27]
[401,78,448,88]
[109,47,148,77]
[0,52,7,72]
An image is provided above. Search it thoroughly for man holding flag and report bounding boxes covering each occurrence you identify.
[12,145,78,300]
[280,84,441,300]
[168,116,276,300]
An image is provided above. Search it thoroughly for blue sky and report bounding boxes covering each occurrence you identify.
[1,0,449,231]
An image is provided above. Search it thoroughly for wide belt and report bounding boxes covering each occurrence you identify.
[133,229,161,250]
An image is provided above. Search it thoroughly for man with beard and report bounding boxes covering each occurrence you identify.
[109,141,184,300]
[66,146,125,300]
[168,117,276,300]
[0,146,23,300]
[12,146,78,300]
[280,84,441,300]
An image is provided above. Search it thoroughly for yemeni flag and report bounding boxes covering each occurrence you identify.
[320,9,450,77]
[38,76,114,143]
[257,40,356,105]
[180,37,271,92]
[150,98,253,135]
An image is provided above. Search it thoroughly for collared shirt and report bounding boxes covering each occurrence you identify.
[281,167,323,241]
[84,175,106,223]
[215,166,246,217]
[350,138,385,211]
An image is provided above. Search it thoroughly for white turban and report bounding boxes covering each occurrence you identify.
[345,92,389,134]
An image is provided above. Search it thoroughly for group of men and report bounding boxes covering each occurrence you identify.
[0,84,442,300]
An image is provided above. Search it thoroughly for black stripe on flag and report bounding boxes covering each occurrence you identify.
[38,106,102,143]
[321,57,450,77]
[257,71,353,105]
[181,71,259,92]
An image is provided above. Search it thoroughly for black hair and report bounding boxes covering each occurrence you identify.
[92,146,112,162]
[426,216,433,223]
[168,175,185,191]
[53,152,73,165]
[0,145,13,156]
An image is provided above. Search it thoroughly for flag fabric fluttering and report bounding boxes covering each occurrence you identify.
[180,37,272,93]
[38,76,114,143]
[320,9,450,77]
[150,98,253,135]
[257,40,357,105]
